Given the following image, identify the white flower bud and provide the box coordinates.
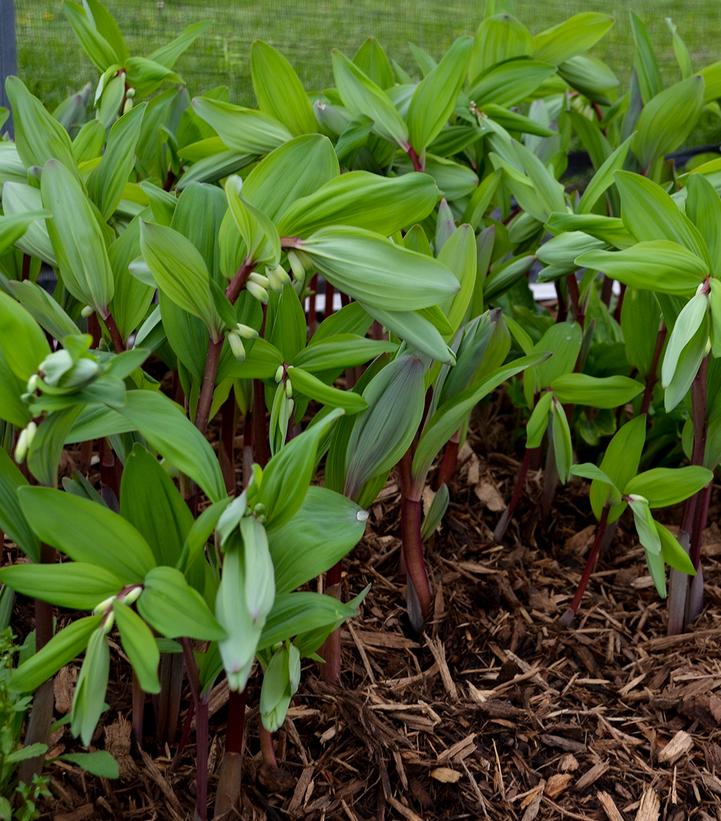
[234,323,258,340]
[267,264,290,291]
[120,586,142,606]
[285,379,293,399]
[81,305,95,318]
[249,272,270,288]
[14,422,37,464]
[93,595,117,615]
[122,97,134,114]
[274,365,284,383]
[228,330,246,361]
[102,611,115,634]
[287,251,306,283]
[25,374,39,393]
[246,281,269,304]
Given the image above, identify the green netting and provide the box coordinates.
[14,0,721,108]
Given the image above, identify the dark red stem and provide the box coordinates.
[566,274,585,328]
[640,324,667,416]
[101,311,125,353]
[225,689,246,755]
[560,505,610,625]
[494,447,535,542]
[434,434,459,490]
[406,144,424,172]
[181,638,208,821]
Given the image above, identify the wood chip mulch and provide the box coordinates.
[39,423,721,820]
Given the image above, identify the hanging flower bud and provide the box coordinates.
[286,250,306,283]
[246,281,269,304]
[234,323,258,340]
[81,305,95,318]
[267,264,290,291]
[120,586,143,606]
[102,610,115,634]
[285,379,293,399]
[14,422,37,464]
[93,595,116,615]
[249,272,270,288]
[227,329,246,361]
[274,365,284,383]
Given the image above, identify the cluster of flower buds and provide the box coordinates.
[227,322,259,361]
[92,585,143,634]
[273,364,293,398]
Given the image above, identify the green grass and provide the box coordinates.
[14,1,721,109]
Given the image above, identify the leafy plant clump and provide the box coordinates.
[0,0,720,816]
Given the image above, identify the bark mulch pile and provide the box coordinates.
[40,425,721,821]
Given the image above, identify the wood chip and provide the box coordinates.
[430,767,461,784]
[545,773,572,799]
[635,787,660,821]
[576,761,609,791]
[658,730,694,764]
[520,783,544,821]
[597,791,625,821]
[425,636,458,701]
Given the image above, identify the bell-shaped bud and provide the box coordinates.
[247,281,269,304]
[274,365,284,384]
[228,330,246,361]
[260,644,301,732]
[284,379,293,399]
[234,323,258,340]
[286,250,306,283]
[267,264,290,291]
[81,305,95,318]
[249,272,270,288]
[120,586,143,606]
[93,595,117,615]
[14,422,37,464]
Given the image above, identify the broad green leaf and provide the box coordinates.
[621,288,662,377]
[64,1,120,71]
[5,76,77,172]
[407,36,473,152]
[577,241,708,296]
[577,137,632,215]
[353,38,395,89]
[661,290,709,388]
[0,562,124,610]
[0,449,39,561]
[295,336,396,372]
[267,486,366,593]
[11,615,102,692]
[332,49,409,147]
[61,751,119,779]
[242,134,339,222]
[469,59,556,108]
[630,12,662,103]
[192,96,292,154]
[258,408,344,527]
[699,60,721,103]
[570,463,619,492]
[287,367,367,413]
[524,322,582,404]
[549,374,644,408]
[299,226,459,311]
[663,314,708,411]
[0,211,47,257]
[364,305,453,363]
[711,279,721,358]
[87,103,146,220]
[344,355,426,501]
[140,221,222,337]
[8,280,81,341]
[591,415,646,522]
[628,495,661,555]
[616,171,709,262]
[277,171,439,238]
[251,41,317,135]
[138,566,225,641]
[633,76,705,170]
[439,224,477,333]
[0,290,50,380]
[525,391,552,448]
[150,20,208,69]
[532,13,614,65]
[550,397,573,483]
[115,391,226,503]
[120,444,193,567]
[0,182,56,263]
[71,627,109,745]
[685,174,721,274]
[28,406,83,488]
[225,177,280,268]
[656,521,696,575]
[625,466,712,508]
[18,487,156,582]
[41,159,114,312]
[113,600,161,693]
[469,14,532,80]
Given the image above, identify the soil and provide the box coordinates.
[21,409,721,821]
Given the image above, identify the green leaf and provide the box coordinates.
[88,103,146,220]
[616,171,709,262]
[299,227,459,311]
[64,2,120,71]
[407,36,473,152]
[120,444,193,567]
[192,96,292,155]
[662,291,709,388]
[354,38,394,88]
[71,627,109,745]
[114,391,226,503]
[686,174,721,275]
[628,494,661,556]
[656,521,696,575]
[60,751,119,779]
[150,20,208,69]
[28,406,83,488]
[663,313,708,412]
[0,290,51,380]
[630,12,662,103]
[710,279,721,358]
[8,279,81,341]
[621,288,662,378]
[633,75,705,170]
[577,137,632,215]
[138,566,225,641]
[5,76,77,172]
[0,562,125,610]
[295,335,396,372]
[331,49,409,146]
[258,408,344,527]
[570,463,619,492]
[550,397,573,484]
[277,171,439,238]
[549,374,644,408]
[267,486,366,593]
[577,241,708,296]
[41,159,114,313]
[364,305,453,363]
[525,391,552,448]
[11,616,102,692]
[251,41,316,135]
[286,367,366,413]
[113,600,160,693]
[18,487,156,583]
[469,59,555,108]
[469,14,532,80]
[532,12,614,65]
[625,466,712,508]
[140,221,222,337]
[243,134,339,223]
[591,416,646,522]
[0,449,39,561]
